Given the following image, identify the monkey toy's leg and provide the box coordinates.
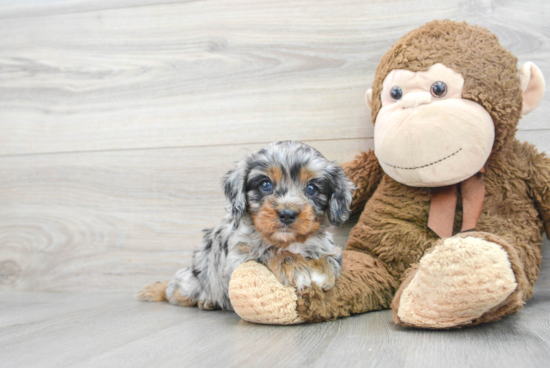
[391,232,531,328]
[228,250,398,324]
[228,232,532,326]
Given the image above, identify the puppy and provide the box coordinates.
[138,141,353,311]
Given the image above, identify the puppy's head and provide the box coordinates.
[223,141,353,246]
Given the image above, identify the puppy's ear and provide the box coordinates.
[222,160,248,222]
[327,164,354,227]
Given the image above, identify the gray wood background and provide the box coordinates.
[1,0,549,293]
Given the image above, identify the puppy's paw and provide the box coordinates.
[310,271,336,291]
[198,300,218,310]
[267,253,341,292]
[267,253,311,291]
[308,255,341,291]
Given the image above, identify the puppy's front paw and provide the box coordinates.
[310,271,335,291]
[267,253,341,292]
[267,253,312,291]
[309,254,341,291]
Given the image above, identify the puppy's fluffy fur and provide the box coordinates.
[138,141,353,311]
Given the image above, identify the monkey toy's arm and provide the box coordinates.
[340,150,384,214]
[527,147,550,237]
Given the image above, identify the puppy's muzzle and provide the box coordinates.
[278,209,299,225]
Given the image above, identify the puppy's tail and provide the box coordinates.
[136,281,169,302]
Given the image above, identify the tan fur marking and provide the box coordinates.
[291,204,321,243]
[300,168,316,185]
[266,166,284,183]
[250,200,282,244]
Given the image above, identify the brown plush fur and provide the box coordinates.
[296,250,398,322]
[292,20,550,326]
[340,151,384,214]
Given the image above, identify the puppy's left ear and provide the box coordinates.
[222,159,248,222]
[327,164,354,227]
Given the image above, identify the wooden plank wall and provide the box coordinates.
[1,0,549,292]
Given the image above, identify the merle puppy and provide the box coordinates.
[138,141,353,311]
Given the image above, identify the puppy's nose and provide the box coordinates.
[278,210,298,225]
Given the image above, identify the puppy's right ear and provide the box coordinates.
[222,160,248,222]
[327,163,354,227]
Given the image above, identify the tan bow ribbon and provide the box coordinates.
[428,168,486,239]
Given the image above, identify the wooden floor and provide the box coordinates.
[1,243,549,368]
[1,0,550,367]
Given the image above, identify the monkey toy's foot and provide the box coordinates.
[392,232,527,329]
[229,261,303,325]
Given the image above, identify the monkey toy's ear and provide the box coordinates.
[519,62,545,115]
[222,160,248,222]
[365,89,373,115]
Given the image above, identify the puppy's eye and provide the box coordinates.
[260,181,272,193]
[431,81,447,97]
[390,86,403,100]
[306,184,318,196]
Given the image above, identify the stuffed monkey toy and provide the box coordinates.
[228,20,549,328]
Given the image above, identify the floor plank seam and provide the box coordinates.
[0,136,374,159]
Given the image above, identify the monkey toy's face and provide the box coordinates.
[372,63,494,187]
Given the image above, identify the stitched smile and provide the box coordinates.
[383,148,462,170]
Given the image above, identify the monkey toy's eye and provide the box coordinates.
[431,81,447,97]
[390,86,403,100]
[306,184,318,196]
[260,181,273,192]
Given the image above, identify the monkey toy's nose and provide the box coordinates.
[278,210,298,225]
[400,92,432,109]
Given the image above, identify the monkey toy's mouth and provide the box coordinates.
[382,148,463,170]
